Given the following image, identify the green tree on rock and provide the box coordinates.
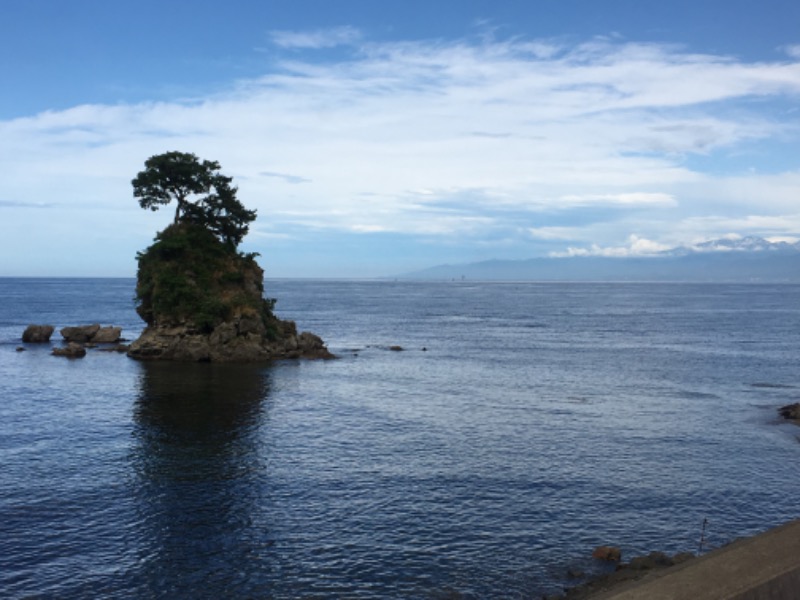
[132,151,256,248]
[132,152,275,334]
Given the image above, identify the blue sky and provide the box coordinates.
[1,0,799,277]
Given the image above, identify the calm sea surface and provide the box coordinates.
[1,278,799,599]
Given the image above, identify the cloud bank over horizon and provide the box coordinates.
[1,28,799,276]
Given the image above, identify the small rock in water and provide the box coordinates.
[591,546,621,562]
[778,403,800,421]
[22,324,54,343]
[16,346,25,352]
[60,324,100,343]
[566,567,585,579]
[92,326,122,344]
[98,344,130,353]
[554,549,696,599]
[628,551,672,570]
[52,343,87,359]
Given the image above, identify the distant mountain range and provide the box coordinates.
[400,237,800,282]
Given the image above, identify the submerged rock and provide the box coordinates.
[591,546,621,562]
[98,343,130,353]
[22,324,54,343]
[779,403,800,422]
[628,551,674,570]
[555,549,696,599]
[52,343,87,358]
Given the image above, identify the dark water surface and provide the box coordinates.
[1,279,799,598]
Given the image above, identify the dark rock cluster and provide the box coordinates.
[21,323,126,359]
[778,403,800,422]
[546,549,695,600]
[61,324,122,344]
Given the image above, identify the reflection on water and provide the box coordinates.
[130,362,274,597]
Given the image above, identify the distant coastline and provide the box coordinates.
[399,237,800,282]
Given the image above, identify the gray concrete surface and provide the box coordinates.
[592,519,800,600]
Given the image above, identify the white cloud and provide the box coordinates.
[1,33,800,274]
[551,235,673,257]
[528,226,584,240]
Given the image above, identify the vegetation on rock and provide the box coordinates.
[133,152,276,336]
[135,222,277,335]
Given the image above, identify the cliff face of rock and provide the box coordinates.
[128,316,332,362]
[127,223,333,362]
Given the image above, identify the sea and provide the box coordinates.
[1,278,799,599]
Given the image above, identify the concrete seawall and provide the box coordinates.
[593,519,800,600]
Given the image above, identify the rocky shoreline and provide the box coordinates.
[545,547,696,599]
[19,319,333,362]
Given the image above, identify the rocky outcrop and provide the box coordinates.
[22,324,55,343]
[60,324,122,344]
[60,324,100,343]
[52,343,87,358]
[128,223,333,363]
[127,316,333,362]
[779,403,800,422]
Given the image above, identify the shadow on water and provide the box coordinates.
[129,362,274,598]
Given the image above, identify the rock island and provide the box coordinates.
[125,151,333,362]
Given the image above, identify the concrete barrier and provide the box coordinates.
[593,519,800,599]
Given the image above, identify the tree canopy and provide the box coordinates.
[132,151,256,248]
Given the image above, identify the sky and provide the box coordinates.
[1,0,799,277]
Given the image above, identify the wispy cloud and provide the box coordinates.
[782,44,800,59]
[269,26,362,50]
[259,171,312,184]
[1,32,799,271]
[0,199,54,209]
[529,226,587,241]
